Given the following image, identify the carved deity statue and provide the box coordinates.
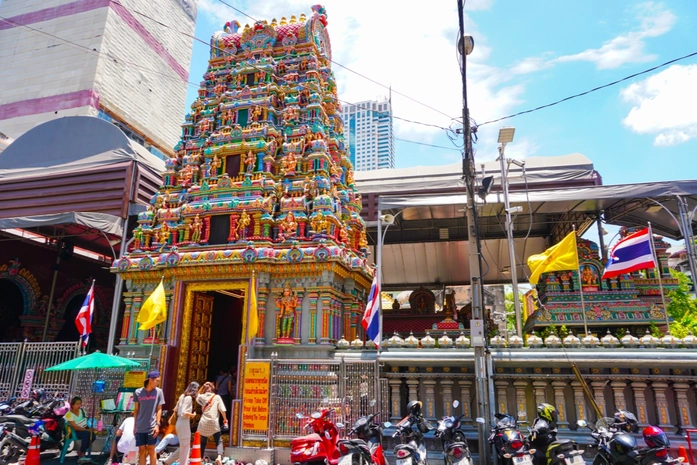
[358,229,368,249]
[158,223,170,247]
[236,211,251,240]
[581,265,598,285]
[190,214,202,243]
[275,283,298,340]
[311,211,330,235]
[133,225,144,250]
[281,152,297,175]
[278,212,298,241]
[210,155,221,178]
[244,150,255,173]
[251,105,262,123]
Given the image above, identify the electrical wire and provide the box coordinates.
[394,137,460,151]
[477,50,697,126]
[338,99,450,131]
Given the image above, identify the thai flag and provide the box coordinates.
[75,281,95,348]
[361,274,381,347]
[602,228,657,279]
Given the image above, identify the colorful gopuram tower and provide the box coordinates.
[113,5,373,392]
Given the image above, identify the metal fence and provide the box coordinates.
[0,342,79,401]
[255,358,379,444]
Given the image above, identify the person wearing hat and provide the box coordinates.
[133,371,165,465]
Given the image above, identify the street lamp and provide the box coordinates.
[497,127,524,338]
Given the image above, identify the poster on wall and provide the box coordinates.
[241,361,270,431]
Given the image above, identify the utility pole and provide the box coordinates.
[457,1,492,463]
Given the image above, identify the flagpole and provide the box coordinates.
[573,229,590,336]
[648,223,670,330]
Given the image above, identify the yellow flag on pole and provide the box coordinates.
[247,276,259,342]
[527,231,579,285]
[137,279,168,331]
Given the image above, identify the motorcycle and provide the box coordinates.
[291,408,343,465]
[633,426,683,465]
[0,423,24,465]
[579,410,639,465]
[489,413,534,465]
[435,401,471,465]
[392,400,433,465]
[0,396,68,461]
[528,409,584,465]
[337,409,387,465]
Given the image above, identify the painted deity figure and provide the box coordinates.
[282,152,297,176]
[236,211,251,240]
[275,283,298,340]
[311,211,330,235]
[133,225,144,250]
[358,229,368,249]
[210,155,221,178]
[251,105,262,123]
[158,223,170,249]
[244,150,255,173]
[582,265,598,285]
[278,212,298,241]
[190,214,202,243]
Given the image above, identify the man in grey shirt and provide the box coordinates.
[133,371,165,465]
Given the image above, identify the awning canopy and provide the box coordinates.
[372,180,697,288]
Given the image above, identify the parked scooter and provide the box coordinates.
[337,405,387,465]
[435,401,472,465]
[489,413,534,465]
[633,426,683,465]
[291,407,343,465]
[579,410,639,465]
[392,400,433,465]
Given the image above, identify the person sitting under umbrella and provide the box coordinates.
[64,397,97,460]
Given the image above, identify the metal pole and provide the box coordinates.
[42,254,62,341]
[107,216,129,354]
[677,197,697,298]
[499,147,522,337]
[377,208,383,349]
[457,1,491,463]
[597,216,607,264]
[648,223,670,329]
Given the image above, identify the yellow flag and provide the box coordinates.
[137,280,168,331]
[247,276,259,341]
[527,231,579,285]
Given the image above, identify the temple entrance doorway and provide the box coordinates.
[185,289,243,387]
[0,279,23,341]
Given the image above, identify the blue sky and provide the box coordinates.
[186,0,697,188]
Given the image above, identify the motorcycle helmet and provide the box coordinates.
[536,403,559,426]
[643,426,669,449]
[407,400,423,417]
[614,410,638,432]
[31,389,46,402]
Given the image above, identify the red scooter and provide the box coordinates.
[291,408,343,465]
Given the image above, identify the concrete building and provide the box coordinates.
[0,0,198,158]
[342,98,395,171]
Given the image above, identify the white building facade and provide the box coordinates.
[341,99,395,171]
[0,0,198,158]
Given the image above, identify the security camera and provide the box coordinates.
[508,159,525,168]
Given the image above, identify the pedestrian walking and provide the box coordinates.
[214,368,234,420]
[196,382,227,457]
[133,371,165,465]
[162,381,199,465]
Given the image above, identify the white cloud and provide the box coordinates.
[555,2,675,69]
[620,64,697,146]
[196,0,526,157]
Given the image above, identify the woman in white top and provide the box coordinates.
[196,382,227,456]
[163,382,199,465]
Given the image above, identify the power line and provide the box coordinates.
[338,99,450,131]
[394,137,460,151]
[477,50,697,126]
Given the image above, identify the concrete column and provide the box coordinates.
[631,382,650,426]
[307,291,319,344]
[442,379,454,417]
[591,381,608,418]
[458,379,473,424]
[611,381,627,411]
[533,380,548,406]
[423,378,437,420]
[495,380,509,416]
[552,381,569,429]
[119,294,133,344]
[674,383,694,429]
[255,288,269,345]
[571,381,588,423]
[389,379,403,420]
[513,380,529,422]
[651,382,673,429]
[407,379,420,403]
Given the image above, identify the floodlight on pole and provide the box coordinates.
[498,127,516,145]
[497,126,524,338]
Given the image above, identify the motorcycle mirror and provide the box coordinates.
[475,417,486,424]
[452,400,460,408]
[369,399,377,406]
[577,420,587,428]
[384,422,392,428]
[296,413,304,419]
[336,423,345,429]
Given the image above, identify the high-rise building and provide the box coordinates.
[0,0,198,158]
[342,99,395,170]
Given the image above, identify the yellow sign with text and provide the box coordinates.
[123,370,146,389]
[241,361,270,431]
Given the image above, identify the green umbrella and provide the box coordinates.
[45,351,140,372]
[46,351,141,462]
